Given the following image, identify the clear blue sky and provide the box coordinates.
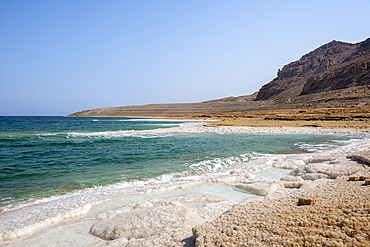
[1,0,369,116]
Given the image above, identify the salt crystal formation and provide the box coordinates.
[90,195,235,246]
[291,160,363,179]
[348,151,370,164]
[193,176,370,246]
[233,181,283,196]
[89,141,370,246]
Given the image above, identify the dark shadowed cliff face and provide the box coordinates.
[256,38,370,100]
[300,39,370,95]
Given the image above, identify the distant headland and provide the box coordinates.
[68,38,370,129]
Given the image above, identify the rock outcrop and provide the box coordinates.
[256,38,370,101]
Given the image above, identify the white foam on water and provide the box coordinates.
[67,131,174,139]
[294,139,354,152]
[189,153,259,173]
[1,126,369,243]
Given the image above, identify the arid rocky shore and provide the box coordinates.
[203,105,370,129]
[69,104,370,129]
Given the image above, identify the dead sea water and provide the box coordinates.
[0,116,356,242]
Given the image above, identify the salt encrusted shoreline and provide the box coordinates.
[182,125,370,136]
[190,126,370,247]
[85,126,370,246]
[193,176,370,246]
[1,126,370,247]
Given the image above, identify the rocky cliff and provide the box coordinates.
[256,38,370,101]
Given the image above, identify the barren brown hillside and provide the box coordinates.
[69,39,370,128]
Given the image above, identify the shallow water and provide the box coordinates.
[0,117,350,208]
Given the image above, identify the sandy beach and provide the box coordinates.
[1,123,369,247]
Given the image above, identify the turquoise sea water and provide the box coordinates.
[0,116,350,209]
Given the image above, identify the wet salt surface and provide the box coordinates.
[1,126,370,246]
[0,183,255,247]
[254,167,291,181]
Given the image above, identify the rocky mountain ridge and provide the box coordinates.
[256,38,370,100]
